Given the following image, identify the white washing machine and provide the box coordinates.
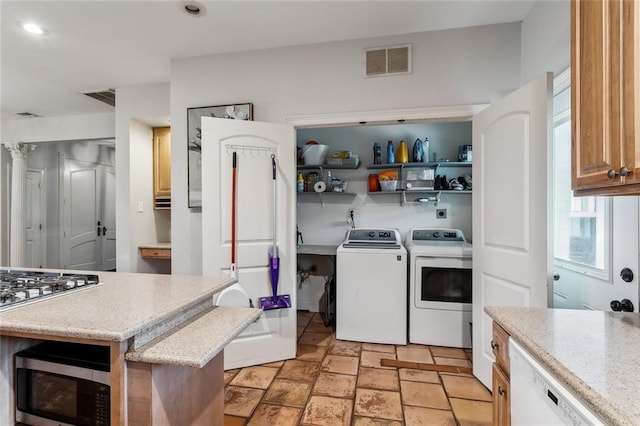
[405,228,472,348]
[336,228,407,345]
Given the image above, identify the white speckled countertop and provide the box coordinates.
[0,271,235,342]
[486,306,640,426]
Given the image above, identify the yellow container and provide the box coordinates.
[396,140,409,163]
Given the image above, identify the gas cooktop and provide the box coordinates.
[0,270,100,311]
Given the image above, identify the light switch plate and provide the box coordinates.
[138,201,144,213]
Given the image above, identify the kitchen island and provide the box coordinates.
[0,270,262,425]
[486,306,640,426]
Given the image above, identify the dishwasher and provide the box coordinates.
[509,339,604,425]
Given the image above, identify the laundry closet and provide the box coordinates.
[295,120,473,331]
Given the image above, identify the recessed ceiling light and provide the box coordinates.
[179,0,207,17]
[17,21,48,36]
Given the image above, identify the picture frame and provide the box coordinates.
[187,103,253,208]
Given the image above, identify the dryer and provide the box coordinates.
[336,228,407,345]
[405,228,472,348]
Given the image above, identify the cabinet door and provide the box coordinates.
[620,0,640,187]
[492,363,510,426]
[153,127,171,208]
[572,0,622,191]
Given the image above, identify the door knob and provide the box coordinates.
[102,226,107,235]
[620,268,634,283]
[621,299,634,312]
[553,273,560,281]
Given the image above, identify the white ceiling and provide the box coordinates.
[1,0,535,120]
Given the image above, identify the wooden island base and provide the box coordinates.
[127,352,224,426]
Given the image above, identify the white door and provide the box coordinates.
[101,166,116,270]
[61,158,99,270]
[25,169,44,268]
[61,158,115,271]
[472,73,553,388]
[201,117,296,369]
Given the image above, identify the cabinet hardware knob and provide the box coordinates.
[553,272,560,281]
[620,166,631,177]
[607,169,618,179]
[490,340,498,350]
[498,386,506,396]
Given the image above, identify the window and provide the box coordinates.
[552,70,610,277]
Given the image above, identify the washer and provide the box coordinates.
[336,228,407,345]
[405,228,472,348]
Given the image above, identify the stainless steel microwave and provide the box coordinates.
[15,341,110,426]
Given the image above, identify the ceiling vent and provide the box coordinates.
[364,44,411,77]
[81,89,116,107]
[16,111,40,118]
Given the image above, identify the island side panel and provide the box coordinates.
[111,340,128,425]
[127,352,224,425]
[0,336,36,425]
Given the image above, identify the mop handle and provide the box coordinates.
[271,154,277,251]
[231,152,237,267]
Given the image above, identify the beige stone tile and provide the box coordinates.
[360,350,396,369]
[247,404,302,426]
[311,312,325,323]
[396,346,434,364]
[305,321,334,333]
[354,388,403,421]
[449,398,492,426]
[262,379,312,407]
[312,372,357,398]
[224,371,238,385]
[430,346,468,359]
[434,356,472,368]
[297,343,327,362]
[224,415,246,426]
[300,395,352,426]
[321,354,359,375]
[398,368,440,384]
[357,367,400,391]
[363,342,396,353]
[297,325,306,338]
[329,339,362,356]
[400,380,450,410]
[441,373,492,402]
[278,360,320,382]
[403,406,456,426]
[261,360,284,368]
[297,310,315,326]
[224,386,264,417]
[230,366,278,389]
[352,417,403,425]
[464,349,473,360]
[299,331,333,346]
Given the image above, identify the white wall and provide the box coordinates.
[171,22,522,275]
[114,83,170,273]
[520,0,570,83]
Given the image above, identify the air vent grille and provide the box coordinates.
[365,44,411,77]
[82,89,116,107]
[16,112,40,118]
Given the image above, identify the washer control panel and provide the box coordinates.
[346,229,399,243]
[411,229,466,242]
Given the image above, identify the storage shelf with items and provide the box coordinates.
[296,163,360,204]
[365,161,472,204]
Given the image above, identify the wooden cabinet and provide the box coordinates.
[491,322,511,425]
[153,127,171,209]
[572,0,640,195]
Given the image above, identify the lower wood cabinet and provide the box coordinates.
[492,322,511,425]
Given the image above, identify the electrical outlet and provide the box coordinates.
[436,208,447,219]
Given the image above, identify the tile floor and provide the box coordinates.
[223,311,493,425]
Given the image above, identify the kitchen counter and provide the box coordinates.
[0,271,235,341]
[486,306,640,426]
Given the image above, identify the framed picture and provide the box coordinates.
[187,103,253,208]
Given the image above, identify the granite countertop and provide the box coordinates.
[486,306,640,426]
[0,270,236,342]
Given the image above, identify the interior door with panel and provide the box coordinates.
[101,165,116,271]
[201,117,296,369]
[472,72,553,389]
[25,169,44,268]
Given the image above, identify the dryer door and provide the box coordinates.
[414,256,472,311]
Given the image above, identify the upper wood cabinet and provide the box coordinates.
[153,127,171,209]
[572,0,639,195]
